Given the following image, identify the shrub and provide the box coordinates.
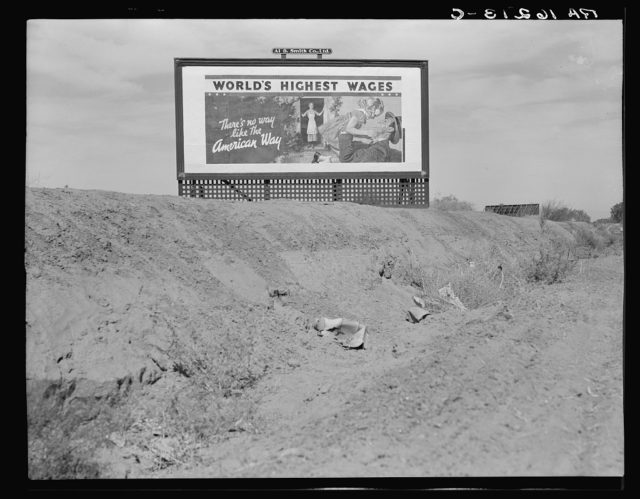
[122,326,264,470]
[391,246,525,310]
[168,327,260,398]
[571,224,605,253]
[521,238,577,284]
[610,202,623,223]
[127,382,259,471]
[28,384,133,479]
[431,195,474,211]
[28,321,265,477]
[541,200,590,222]
[29,435,102,479]
[591,223,623,256]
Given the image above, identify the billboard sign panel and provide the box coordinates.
[175,59,429,178]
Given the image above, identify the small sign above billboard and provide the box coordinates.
[273,48,333,55]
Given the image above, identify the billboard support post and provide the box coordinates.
[175,57,429,206]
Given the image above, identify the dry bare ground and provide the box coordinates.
[25,188,624,479]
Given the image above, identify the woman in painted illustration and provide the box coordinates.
[301,102,324,145]
[314,98,401,163]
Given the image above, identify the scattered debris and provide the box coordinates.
[438,283,467,311]
[312,317,368,349]
[406,295,431,323]
[407,307,430,323]
[413,296,427,308]
[378,257,396,279]
[344,325,367,349]
[267,287,289,298]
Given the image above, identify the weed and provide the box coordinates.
[521,238,577,284]
[28,435,102,479]
[593,224,623,255]
[431,195,474,211]
[380,235,582,311]
[389,245,526,310]
[541,200,590,222]
[127,382,258,471]
[27,383,133,479]
[538,210,548,233]
[571,224,605,253]
[610,201,623,223]
[168,326,261,397]
[28,319,265,477]
[120,323,264,470]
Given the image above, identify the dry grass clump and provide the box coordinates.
[28,384,133,479]
[539,202,622,258]
[573,226,605,254]
[379,233,585,312]
[562,222,607,255]
[593,224,618,244]
[28,415,104,479]
[28,322,265,477]
[126,384,258,471]
[431,194,474,211]
[520,237,577,285]
[594,223,623,251]
[29,429,103,479]
[124,326,264,470]
[169,326,260,397]
[388,245,525,310]
[541,200,590,222]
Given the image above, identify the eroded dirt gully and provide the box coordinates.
[25,188,623,477]
[158,255,623,478]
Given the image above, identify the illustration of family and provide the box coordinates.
[307,97,402,163]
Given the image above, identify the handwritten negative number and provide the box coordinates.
[451,8,597,20]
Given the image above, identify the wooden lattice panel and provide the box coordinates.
[484,204,540,216]
[179,177,428,206]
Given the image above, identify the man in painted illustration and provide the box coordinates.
[313,100,402,163]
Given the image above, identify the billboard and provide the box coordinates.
[175,59,429,178]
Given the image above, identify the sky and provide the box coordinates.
[26,18,623,220]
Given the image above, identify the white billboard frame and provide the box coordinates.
[175,58,429,179]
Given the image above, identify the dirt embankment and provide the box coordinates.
[25,188,623,478]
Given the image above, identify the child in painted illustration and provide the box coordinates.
[301,102,324,145]
[314,98,402,163]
